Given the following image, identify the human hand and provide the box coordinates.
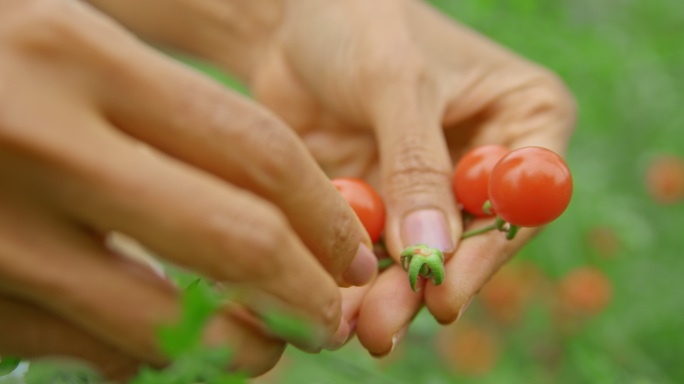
[247,0,576,355]
[0,0,377,379]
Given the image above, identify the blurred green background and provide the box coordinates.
[239,0,683,383]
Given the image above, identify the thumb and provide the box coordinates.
[371,86,462,263]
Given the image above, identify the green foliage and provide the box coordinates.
[0,359,21,377]
[157,278,219,359]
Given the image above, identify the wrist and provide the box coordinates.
[85,0,283,83]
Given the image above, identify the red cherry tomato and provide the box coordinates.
[488,146,572,227]
[332,177,385,243]
[452,145,509,216]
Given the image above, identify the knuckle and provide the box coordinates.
[356,44,428,87]
[1,0,80,50]
[323,202,360,275]
[238,112,302,189]
[200,201,290,282]
[534,70,578,121]
[496,70,578,148]
[318,289,341,330]
[383,133,451,202]
[181,90,303,195]
[308,286,342,344]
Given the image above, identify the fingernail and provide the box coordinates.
[325,320,350,351]
[456,296,475,321]
[401,209,454,252]
[390,326,409,353]
[343,243,378,286]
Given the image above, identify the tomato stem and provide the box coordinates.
[461,223,498,238]
[506,224,520,240]
[461,216,519,240]
[400,244,445,292]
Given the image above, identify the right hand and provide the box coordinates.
[0,0,376,379]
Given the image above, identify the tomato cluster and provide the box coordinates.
[331,145,572,291]
[453,145,573,236]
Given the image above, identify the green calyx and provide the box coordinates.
[400,244,445,292]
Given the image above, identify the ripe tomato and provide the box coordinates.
[332,177,385,243]
[488,147,572,227]
[452,145,509,216]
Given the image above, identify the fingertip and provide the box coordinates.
[356,266,422,356]
[425,283,463,325]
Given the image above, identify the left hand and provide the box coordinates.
[248,0,576,355]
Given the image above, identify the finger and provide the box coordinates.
[87,27,376,287]
[356,266,423,356]
[0,206,285,376]
[0,294,140,382]
[27,110,345,351]
[324,285,372,351]
[369,74,462,260]
[424,218,537,324]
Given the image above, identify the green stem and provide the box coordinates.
[461,223,498,238]
[506,224,520,240]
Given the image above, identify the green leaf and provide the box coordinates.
[129,347,244,384]
[0,357,21,377]
[157,279,219,358]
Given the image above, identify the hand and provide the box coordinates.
[248,0,576,354]
[0,0,378,378]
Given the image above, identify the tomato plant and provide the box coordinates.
[488,146,573,227]
[452,144,509,216]
[332,177,385,243]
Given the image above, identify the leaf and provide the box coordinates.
[157,278,219,358]
[0,357,21,377]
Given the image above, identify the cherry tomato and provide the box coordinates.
[332,177,385,243]
[488,146,572,227]
[452,145,509,216]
